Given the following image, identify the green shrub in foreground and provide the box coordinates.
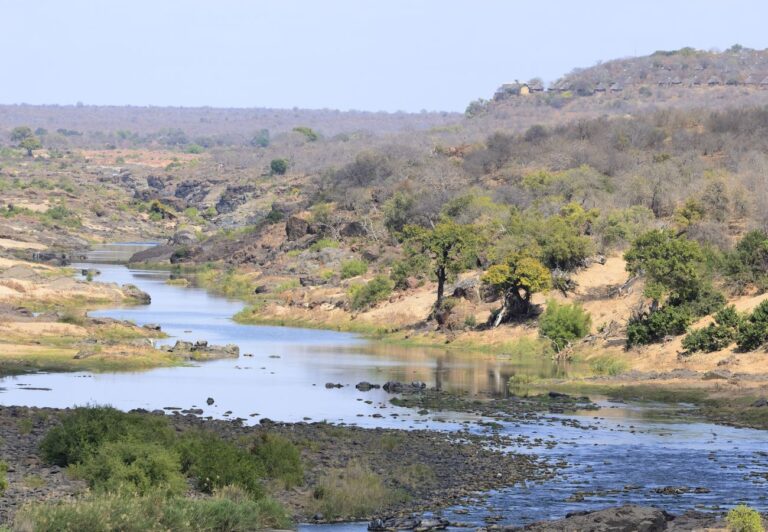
[726,504,764,532]
[175,431,265,497]
[626,305,692,347]
[538,300,592,351]
[348,275,393,311]
[0,460,8,494]
[40,407,174,466]
[250,433,303,488]
[682,305,743,354]
[13,490,291,532]
[75,441,186,497]
[340,258,368,279]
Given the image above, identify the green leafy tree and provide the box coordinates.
[624,230,705,309]
[10,126,33,142]
[10,126,41,155]
[482,256,551,327]
[403,221,481,312]
[270,158,288,175]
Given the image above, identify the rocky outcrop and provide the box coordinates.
[128,244,175,264]
[174,180,209,203]
[504,506,728,531]
[286,216,313,241]
[215,185,255,215]
[383,381,426,393]
[452,277,481,303]
[121,284,151,304]
[167,340,239,360]
[146,175,165,189]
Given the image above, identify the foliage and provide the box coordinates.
[736,300,768,352]
[309,238,339,252]
[270,158,288,175]
[75,441,186,496]
[311,461,406,520]
[538,300,592,351]
[726,504,764,532]
[724,230,768,294]
[340,258,368,279]
[348,275,393,311]
[13,491,291,532]
[0,460,7,494]
[482,256,551,325]
[626,305,693,347]
[682,306,743,353]
[250,128,270,148]
[249,433,303,488]
[625,230,705,306]
[589,356,628,376]
[390,252,430,289]
[402,220,481,308]
[175,430,265,497]
[39,407,174,467]
[292,126,319,142]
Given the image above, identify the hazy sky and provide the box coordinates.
[1,0,766,112]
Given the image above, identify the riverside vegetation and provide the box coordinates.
[2,45,768,528]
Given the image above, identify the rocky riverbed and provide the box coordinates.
[0,405,557,526]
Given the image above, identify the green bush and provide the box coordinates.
[250,433,303,488]
[175,431,265,497]
[270,158,288,175]
[726,504,764,532]
[682,305,743,354]
[348,275,393,311]
[309,238,339,252]
[76,441,186,496]
[736,300,768,351]
[0,460,7,494]
[40,407,173,466]
[538,300,592,351]
[626,305,693,347]
[14,491,291,532]
[340,259,368,279]
[390,253,430,289]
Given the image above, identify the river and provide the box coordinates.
[1,260,766,528]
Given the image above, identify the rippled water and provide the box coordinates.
[0,259,766,529]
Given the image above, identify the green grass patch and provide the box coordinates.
[13,490,291,531]
[311,461,407,520]
[588,355,629,376]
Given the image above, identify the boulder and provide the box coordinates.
[702,369,731,380]
[383,381,426,393]
[355,381,381,391]
[146,175,165,189]
[509,505,671,531]
[286,216,312,241]
[122,284,151,304]
[452,277,481,303]
[170,230,197,246]
[340,221,367,237]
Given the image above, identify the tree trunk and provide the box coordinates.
[492,288,531,328]
[435,266,446,309]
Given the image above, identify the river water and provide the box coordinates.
[1,261,766,528]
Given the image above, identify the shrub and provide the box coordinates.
[40,407,174,467]
[589,356,628,376]
[390,253,430,289]
[626,305,692,347]
[250,433,303,488]
[736,300,768,351]
[0,460,7,494]
[538,300,592,351]
[340,259,368,279]
[309,238,339,252]
[348,275,393,311]
[726,504,764,532]
[76,441,186,496]
[270,158,288,175]
[311,461,405,520]
[175,431,265,498]
[14,491,291,532]
[682,305,743,354]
